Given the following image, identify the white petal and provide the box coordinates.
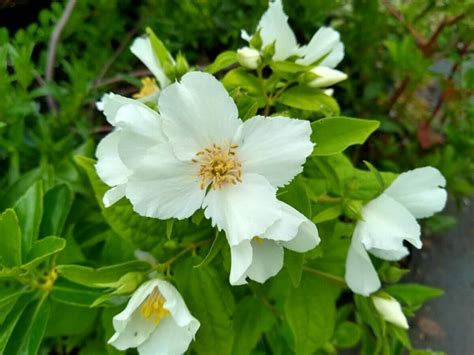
[307,66,348,88]
[130,36,171,88]
[345,224,381,296]
[384,167,447,219]
[95,130,131,187]
[361,193,422,250]
[246,239,284,283]
[125,143,205,220]
[137,317,199,355]
[236,116,313,188]
[103,185,126,207]
[257,0,299,61]
[372,296,409,329]
[229,241,253,285]
[203,173,281,246]
[368,243,409,261]
[156,280,200,328]
[296,27,344,67]
[99,93,147,126]
[159,72,241,160]
[263,202,320,252]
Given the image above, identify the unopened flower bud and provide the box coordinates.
[237,47,261,69]
[372,295,409,329]
[307,66,347,88]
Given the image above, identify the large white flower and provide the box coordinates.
[230,201,320,285]
[345,167,447,296]
[109,279,200,355]
[241,0,344,68]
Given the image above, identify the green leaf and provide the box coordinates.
[145,27,173,69]
[385,284,444,308]
[363,161,385,193]
[0,294,31,353]
[24,236,66,268]
[0,167,43,210]
[332,321,362,348]
[51,280,105,307]
[354,295,384,338]
[278,86,340,116]
[223,68,266,107]
[194,232,225,268]
[379,263,409,284]
[285,274,337,354]
[39,184,73,238]
[232,296,276,355]
[311,117,380,156]
[74,155,168,251]
[270,61,311,74]
[0,209,22,267]
[45,301,98,336]
[205,51,238,74]
[284,250,304,288]
[4,296,50,355]
[13,180,43,257]
[312,204,342,224]
[57,261,151,288]
[175,258,235,355]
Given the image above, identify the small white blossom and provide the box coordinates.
[307,66,348,88]
[237,46,261,69]
[372,295,409,329]
[109,279,200,355]
[345,167,447,296]
[241,0,344,68]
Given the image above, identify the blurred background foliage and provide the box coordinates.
[0,0,472,353]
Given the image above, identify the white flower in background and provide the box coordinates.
[345,167,447,296]
[131,34,174,89]
[307,66,348,88]
[109,279,200,355]
[241,0,344,73]
[237,46,261,69]
[230,202,319,285]
[372,295,409,329]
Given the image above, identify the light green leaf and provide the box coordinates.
[311,117,380,156]
[0,167,44,210]
[24,236,66,268]
[205,51,238,74]
[51,281,105,307]
[385,284,444,308]
[56,261,151,288]
[175,258,235,355]
[284,250,304,288]
[278,86,340,116]
[223,68,265,107]
[270,61,311,74]
[285,274,337,354]
[332,321,362,348]
[13,180,43,257]
[39,184,73,238]
[312,204,342,224]
[232,296,276,355]
[0,209,22,267]
[145,27,173,69]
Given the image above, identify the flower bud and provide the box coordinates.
[307,66,347,88]
[372,295,409,329]
[237,47,261,69]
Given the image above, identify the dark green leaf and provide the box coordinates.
[51,280,105,307]
[39,184,73,238]
[45,301,98,336]
[0,209,22,267]
[0,294,32,353]
[284,250,304,288]
[332,321,362,348]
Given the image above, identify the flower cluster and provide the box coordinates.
[94,1,448,354]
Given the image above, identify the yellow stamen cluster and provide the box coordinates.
[193,144,242,190]
[133,77,159,99]
[253,236,265,245]
[140,287,170,326]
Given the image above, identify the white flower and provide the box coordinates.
[237,46,261,69]
[230,202,320,285]
[372,295,409,329]
[96,71,314,251]
[307,66,348,88]
[109,279,200,355]
[241,0,344,67]
[345,167,447,296]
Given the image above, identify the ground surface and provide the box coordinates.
[409,199,474,353]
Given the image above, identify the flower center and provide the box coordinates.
[253,236,265,245]
[193,144,242,190]
[140,287,170,326]
[133,77,159,99]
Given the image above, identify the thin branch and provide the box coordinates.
[93,69,151,88]
[303,267,346,286]
[45,0,77,114]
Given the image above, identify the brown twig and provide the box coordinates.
[422,13,467,56]
[93,69,152,88]
[45,0,77,114]
[382,0,425,48]
[388,77,410,111]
